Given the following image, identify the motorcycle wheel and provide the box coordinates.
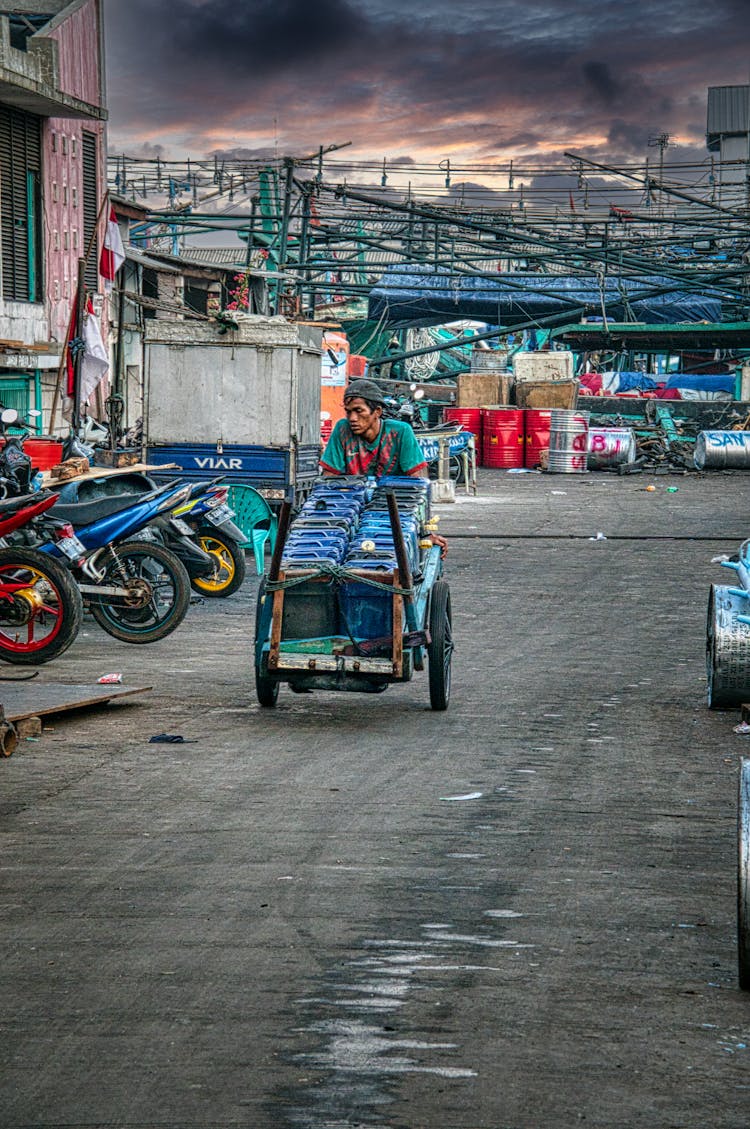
[191,527,247,598]
[87,540,191,644]
[0,547,82,664]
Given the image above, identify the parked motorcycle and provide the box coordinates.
[24,481,195,645]
[171,482,247,597]
[383,385,428,430]
[0,407,44,497]
[55,470,248,598]
[0,491,83,663]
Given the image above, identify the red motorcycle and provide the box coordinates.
[0,491,84,663]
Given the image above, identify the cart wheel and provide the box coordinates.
[739,757,750,990]
[428,578,453,711]
[256,661,279,708]
[254,581,279,708]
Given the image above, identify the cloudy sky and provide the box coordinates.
[105,0,750,173]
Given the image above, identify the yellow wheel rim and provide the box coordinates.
[193,535,235,593]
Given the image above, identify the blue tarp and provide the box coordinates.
[664,373,735,394]
[368,266,724,328]
[612,372,658,393]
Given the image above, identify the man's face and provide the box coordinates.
[344,397,381,440]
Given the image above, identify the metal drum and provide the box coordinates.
[739,757,750,990]
[695,431,750,470]
[547,409,590,473]
[706,584,750,707]
[444,407,482,436]
[587,427,637,470]
[444,408,482,467]
[481,407,524,469]
[524,408,551,469]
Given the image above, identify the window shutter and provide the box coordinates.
[0,105,41,301]
[81,130,98,291]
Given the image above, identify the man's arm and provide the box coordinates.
[320,419,347,475]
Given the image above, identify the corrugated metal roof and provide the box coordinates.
[125,246,181,273]
[180,247,246,268]
[707,85,750,139]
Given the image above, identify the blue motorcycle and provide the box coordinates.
[28,480,195,644]
[54,472,247,599]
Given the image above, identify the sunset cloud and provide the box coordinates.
[105,0,750,170]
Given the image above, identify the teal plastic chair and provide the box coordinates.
[227,485,278,575]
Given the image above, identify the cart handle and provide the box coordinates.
[386,490,419,633]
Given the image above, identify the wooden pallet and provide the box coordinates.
[0,681,152,722]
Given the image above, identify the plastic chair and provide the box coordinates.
[227,485,278,575]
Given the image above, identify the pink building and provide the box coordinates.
[0,0,106,430]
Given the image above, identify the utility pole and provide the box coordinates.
[275,158,295,315]
[72,257,87,434]
[647,133,670,231]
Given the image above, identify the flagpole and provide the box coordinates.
[71,257,87,434]
[48,191,111,434]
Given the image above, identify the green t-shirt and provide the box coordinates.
[320,418,428,477]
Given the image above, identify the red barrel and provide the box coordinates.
[525,409,552,469]
[443,407,481,434]
[444,407,483,465]
[481,407,524,469]
[18,438,63,471]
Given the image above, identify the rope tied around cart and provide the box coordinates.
[265,562,413,598]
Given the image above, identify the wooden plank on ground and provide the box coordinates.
[1,682,152,722]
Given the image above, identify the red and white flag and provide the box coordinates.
[65,298,109,410]
[99,205,125,290]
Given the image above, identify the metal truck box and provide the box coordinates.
[143,317,322,449]
[145,441,320,502]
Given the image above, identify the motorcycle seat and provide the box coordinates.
[0,490,51,514]
[49,493,147,525]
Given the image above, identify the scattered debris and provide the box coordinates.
[440,791,484,802]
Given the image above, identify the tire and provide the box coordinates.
[88,540,191,644]
[0,547,82,664]
[190,528,247,598]
[254,580,279,707]
[427,578,453,711]
[739,758,750,990]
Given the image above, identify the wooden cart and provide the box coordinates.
[253,493,452,710]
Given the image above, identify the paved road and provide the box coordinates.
[2,470,749,1128]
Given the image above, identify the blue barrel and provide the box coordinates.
[339,558,398,642]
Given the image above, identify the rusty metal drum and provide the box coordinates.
[739,757,750,990]
[707,584,750,708]
[587,427,637,470]
[695,431,750,470]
